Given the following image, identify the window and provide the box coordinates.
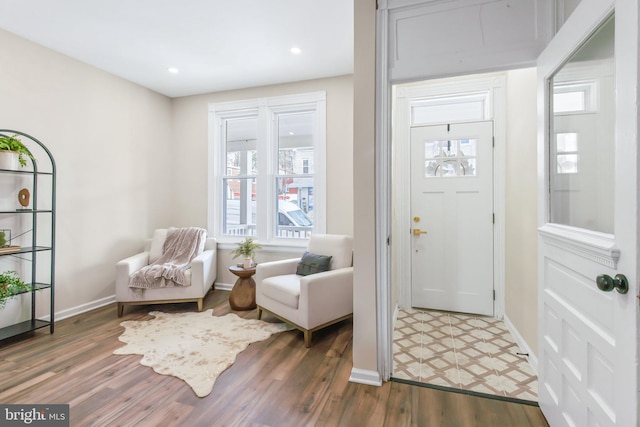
[555,132,579,174]
[209,92,326,244]
[423,138,477,177]
[552,81,596,114]
[411,92,489,126]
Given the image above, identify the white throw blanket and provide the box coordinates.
[129,227,206,289]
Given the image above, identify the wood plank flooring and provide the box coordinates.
[0,290,550,426]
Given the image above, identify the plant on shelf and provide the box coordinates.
[0,271,33,310]
[0,134,34,167]
[230,237,262,268]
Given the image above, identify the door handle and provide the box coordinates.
[412,228,428,236]
[596,274,629,294]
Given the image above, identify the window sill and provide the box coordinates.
[216,240,307,254]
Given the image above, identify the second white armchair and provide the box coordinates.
[255,234,353,347]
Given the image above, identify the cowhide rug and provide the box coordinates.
[114,309,292,397]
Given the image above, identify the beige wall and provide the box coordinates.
[0,29,173,322]
[352,0,378,375]
[170,75,354,286]
[505,68,539,355]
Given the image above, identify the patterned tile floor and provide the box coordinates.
[392,308,538,401]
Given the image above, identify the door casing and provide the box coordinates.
[392,76,506,319]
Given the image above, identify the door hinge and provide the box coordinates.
[492,213,495,224]
[492,136,495,148]
[493,290,496,300]
[387,235,391,246]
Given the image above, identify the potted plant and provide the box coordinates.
[0,271,33,310]
[0,134,34,170]
[231,237,262,268]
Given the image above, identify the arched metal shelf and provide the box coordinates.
[0,129,56,342]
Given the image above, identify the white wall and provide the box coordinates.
[0,29,173,321]
[170,75,354,286]
[505,68,539,355]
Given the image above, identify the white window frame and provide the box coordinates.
[208,92,326,248]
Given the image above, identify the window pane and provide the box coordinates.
[549,15,614,233]
[556,133,578,152]
[553,91,586,113]
[412,94,486,125]
[276,177,313,239]
[424,139,477,177]
[226,117,257,176]
[223,177,257,236]
[557,154,579,174]
[278,112,314,175]
[459,139,476,157]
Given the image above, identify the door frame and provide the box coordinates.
[393,78,506,319]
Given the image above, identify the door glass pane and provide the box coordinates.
[549,15,614,233]
[424,139,477,177]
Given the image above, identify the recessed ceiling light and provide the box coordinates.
[168,67,179,74]
[290,47,302,55]
[289,131,295,136]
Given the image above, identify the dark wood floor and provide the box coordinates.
[0,290,549,427]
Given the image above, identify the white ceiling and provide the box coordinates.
[0,0,354,98]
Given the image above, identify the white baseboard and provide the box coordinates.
[42,295,116,322]
[215,282,233,291]
[43,284,234,323]
[392,304,399,325]
[349,368,382,386]
[503,314,538,374]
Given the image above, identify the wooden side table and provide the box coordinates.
[228,265,257,311]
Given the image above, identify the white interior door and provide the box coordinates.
[537,2,638,426]
[410,121,494,316]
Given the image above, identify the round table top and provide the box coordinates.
[229,265,257,278]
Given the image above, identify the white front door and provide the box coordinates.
[537,2,638,426]
[410,121,494,315]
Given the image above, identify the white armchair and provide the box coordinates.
[116,228,217,316]
[255,234,353,347]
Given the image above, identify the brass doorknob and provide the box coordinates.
[596,274,629,294]
[412,228,428,236]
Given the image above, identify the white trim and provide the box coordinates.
[538,223,619,268]
[503,313,539,374]
[216,242,306,254]
[392,74,507,319]
[375,2,393,384]
[41,295,116,322]
[208,92,326,245]
[349,368,383,386]
[215,282,234,292]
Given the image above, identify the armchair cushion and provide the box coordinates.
[261,274,301,309]
[296,252,332,276]
[149,229,168,264]
[307,234,353,270]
